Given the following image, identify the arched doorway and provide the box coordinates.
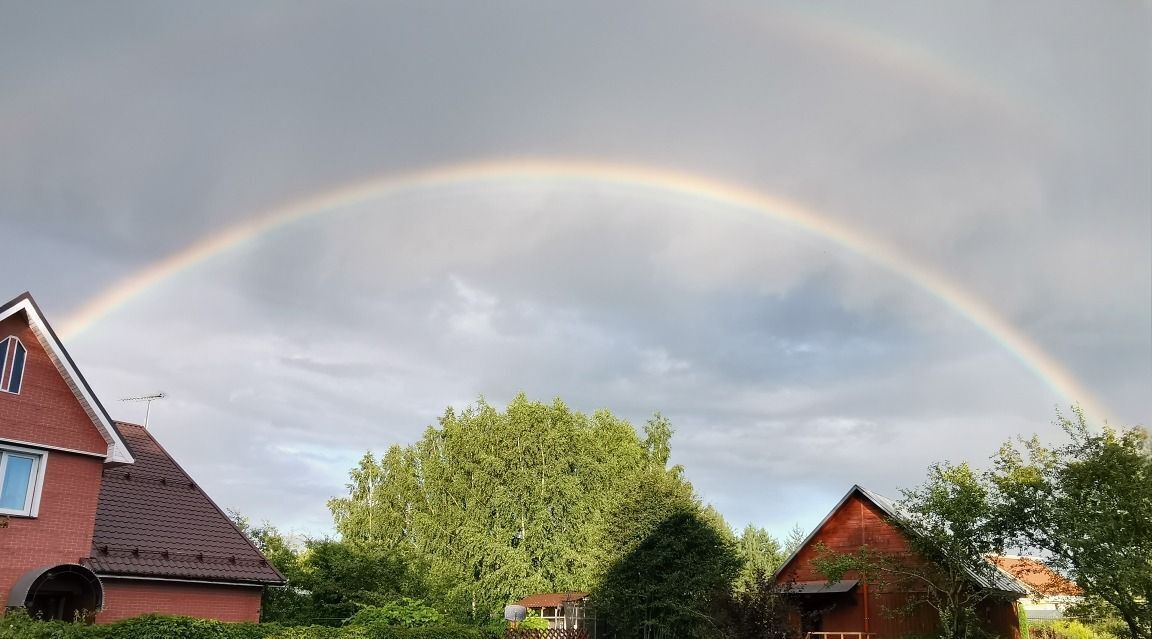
[7,564,104,622]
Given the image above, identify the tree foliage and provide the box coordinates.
[990,408,1152,639]
[345,599,445,628]
[593,469,741,639]
[782,523,807,558]
[733,525,784,595]
[327,395,688,621]
[714,569,795,639]
[231,512,425,625]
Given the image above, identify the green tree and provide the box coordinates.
[733,525,784,594]
[594,469,741,639]
[296,539,422,623]
[715,568,797,639]
[328,394,671,621]
[782,523,807,557]
[990,408,1152,639]
[812,464,1016,639]
[228,511,314,623]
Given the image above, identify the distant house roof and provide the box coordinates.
[991,556,1082,597]
[518,592,590,608]
[84,422,284,585]
[773,485,1027,595]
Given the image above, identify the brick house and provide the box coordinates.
[773,485,1025,638]
[0,292,283,623]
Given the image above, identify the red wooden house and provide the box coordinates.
[773,485,1025,638]
[0,292,283,623]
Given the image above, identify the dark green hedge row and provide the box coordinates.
[0,613,502,639]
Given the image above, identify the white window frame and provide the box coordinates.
[0,335,27,395]
[0,443,48,517]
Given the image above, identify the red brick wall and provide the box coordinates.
[98,579,263,623]
[0,314,109,454]
[0,451,104,606]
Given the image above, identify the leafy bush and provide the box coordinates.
[346,599,445,628]
[517,611,549,631]
[267,624,499,639]
[1031,619,1117,639]
[0,612,276,639]
[0,611,499,639]
[103,615,274,639]
[0,608,93,639]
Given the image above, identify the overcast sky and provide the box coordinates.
[2,1,1148,540]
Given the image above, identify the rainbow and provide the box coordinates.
[58,158,1109,423]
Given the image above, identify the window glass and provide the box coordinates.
[0,454,36,511]
[1,336,27,394]
[8,341,25,392]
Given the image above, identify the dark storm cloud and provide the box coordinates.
[2,0,1147,535]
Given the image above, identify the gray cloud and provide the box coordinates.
[3,0,1147,538]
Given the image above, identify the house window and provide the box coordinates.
[0,445,46,516]
[1,336,27,394]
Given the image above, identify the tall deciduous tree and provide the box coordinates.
[328,395,677,621]
[990,408,1152,639]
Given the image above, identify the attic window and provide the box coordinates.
[0,336,27,395]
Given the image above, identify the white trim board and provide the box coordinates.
[96,574,265,588]
[0,437,105,458]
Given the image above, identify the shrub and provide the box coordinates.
[0,612,498,639]
[346,599,445,628]
[0,612,277,639]
[0,609,94,639]
[101,614,274,639]
[266,624,499,639]
[1030,619,1115,639]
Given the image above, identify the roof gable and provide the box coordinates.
[773,485,1025,594]
[87,422,284,584]
[0,293,133,464]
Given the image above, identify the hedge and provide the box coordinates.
[0,613,502,639]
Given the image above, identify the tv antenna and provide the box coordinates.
[119,392,166,428]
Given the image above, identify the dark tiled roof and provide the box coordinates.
[85,422,284,585]
[517,592,589,608]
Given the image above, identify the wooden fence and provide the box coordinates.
[505,629,589,639]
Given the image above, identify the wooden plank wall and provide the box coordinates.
[775,490,1020,639]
